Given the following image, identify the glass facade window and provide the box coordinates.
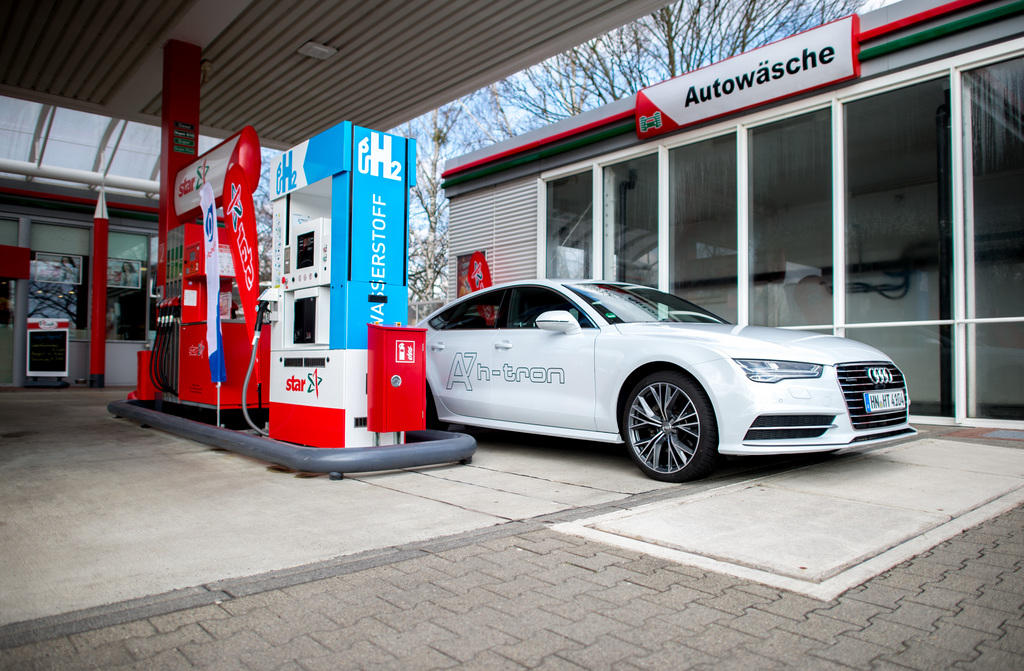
[749,109,833,327]
[845,79,954,417]
[28,223,91,339]
[546,173,592,279]
[0,278,12,384]
[603,154,658,287]
[535,55,1024,424]
[669,133,738,322]
[106,231,150,341]
[963,56,1024,420]
[0,217,17,246]
[845,79,953,325]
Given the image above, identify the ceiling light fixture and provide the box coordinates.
[297,41,337,60]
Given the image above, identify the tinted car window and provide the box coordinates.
[568,283,726,324]
[506,286,595,328]
[429,289,507,330]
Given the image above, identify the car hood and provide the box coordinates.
[611,322,890,365]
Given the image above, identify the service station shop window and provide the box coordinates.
[670,133,738,323]
[750,108,833,328]
[845,78,953,417]
[29,223,90,339]
[963,55,1024,420]
[106,231,149,341]
[546,172,592,279]
[535,53,1024,422]
[603,154,658,287]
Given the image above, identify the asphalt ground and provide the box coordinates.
[1,388,1022,669]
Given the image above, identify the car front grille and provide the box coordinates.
[744,414,836,440]
[836,362,908,430]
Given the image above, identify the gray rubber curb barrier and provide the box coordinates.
[108,400,476,476]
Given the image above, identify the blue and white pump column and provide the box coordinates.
[267,122,415,447]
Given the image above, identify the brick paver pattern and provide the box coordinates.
[3,506,1022,670]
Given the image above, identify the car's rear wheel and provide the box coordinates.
[621,371,718,482]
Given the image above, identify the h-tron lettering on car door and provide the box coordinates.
[445,352,565,391]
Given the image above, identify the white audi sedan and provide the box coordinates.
[421,280,914,482]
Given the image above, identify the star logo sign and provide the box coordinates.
[306,369,322,398]
[195,160,209,189]
[227,183,244,230]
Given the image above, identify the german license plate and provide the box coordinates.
[864,389,906,413]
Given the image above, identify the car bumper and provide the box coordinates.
[695,359,915,456]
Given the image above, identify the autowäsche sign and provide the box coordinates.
[636,15,859,139]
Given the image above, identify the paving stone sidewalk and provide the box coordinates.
[2,501,1022,670]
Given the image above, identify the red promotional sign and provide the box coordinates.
[222,163,260,337]
[467,250,492,293]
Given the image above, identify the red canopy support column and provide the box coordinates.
[157,40,201,293]
[89,190,108,387]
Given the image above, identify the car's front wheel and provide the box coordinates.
[621,371,718,482]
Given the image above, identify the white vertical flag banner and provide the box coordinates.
[199,182,226,383]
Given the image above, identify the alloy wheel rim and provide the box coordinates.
[627,382,699,473]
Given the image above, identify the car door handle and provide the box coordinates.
[430,343,446,352]
[495,340,513,350]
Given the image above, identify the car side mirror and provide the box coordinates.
[535,310,582,335]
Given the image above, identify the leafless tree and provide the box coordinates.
[494,0,858,130]
[400,106,464,303]
[252,148,276,285]
[396,0,860,301]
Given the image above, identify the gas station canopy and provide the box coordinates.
[0,0,670,149]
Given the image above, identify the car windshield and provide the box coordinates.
[567,283,727,324]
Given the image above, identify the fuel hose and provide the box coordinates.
[241,300,271,435]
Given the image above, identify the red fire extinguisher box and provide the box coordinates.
[367,324,426,433]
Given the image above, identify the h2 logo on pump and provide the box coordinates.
[357,132,402,181]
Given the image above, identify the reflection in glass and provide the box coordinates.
[963,57,1024,421]
[969,323,1024,420]
[749,110,832,327]
[845,325,952,417]
[963,57,1024,319]
[546,173,592,279]
[604,154,658,287]
[669,133,738,322]
[845,79,952,325]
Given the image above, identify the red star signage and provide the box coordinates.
[636,15,860,140]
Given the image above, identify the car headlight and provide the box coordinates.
[734,359,823,383]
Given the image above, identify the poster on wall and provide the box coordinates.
[457,251,492,297]
[107,258,141,289]
[31,253,81,284]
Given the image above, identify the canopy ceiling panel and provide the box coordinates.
[0,0,668,148]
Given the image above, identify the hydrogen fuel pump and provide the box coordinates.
[114,120,474,474]
[268,121,423,447]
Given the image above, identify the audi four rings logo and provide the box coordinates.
[867,367,894,385]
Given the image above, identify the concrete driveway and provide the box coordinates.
[0,389,693,625]
[2,388,1022,632]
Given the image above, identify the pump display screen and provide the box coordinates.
[296,231,315,270]
[294,297,316,344]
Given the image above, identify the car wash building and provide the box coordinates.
[441,0,1024,427]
